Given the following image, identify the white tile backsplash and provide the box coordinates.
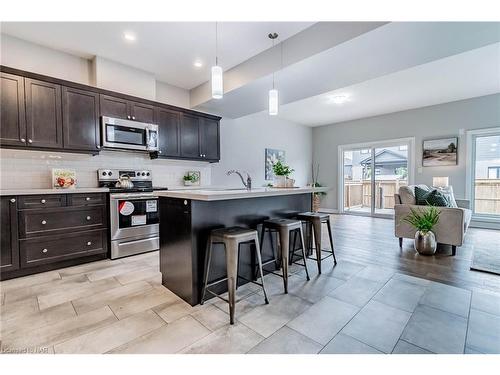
[0,149,212,189]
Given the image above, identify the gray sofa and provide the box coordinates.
[394,185,472,255]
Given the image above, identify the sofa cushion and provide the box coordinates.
[398,185,430,205]
[415,186,451,206]
[440,186,458,208]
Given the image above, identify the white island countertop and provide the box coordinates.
[0,187,110,196]
[156,186,330,201]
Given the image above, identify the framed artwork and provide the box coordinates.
[265,148,285,180]
[422,137,458,166]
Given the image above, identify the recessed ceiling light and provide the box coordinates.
[329,94,350,105]
[123,32,136,42]
[193,61,203,68]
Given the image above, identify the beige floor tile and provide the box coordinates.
[191,304,230,331]
[86,261,150,282]
[248,326,322,354]
[145,273,163,286]
[2,306,117,349]
[3,274,88,304]
[71,280,153,315]
[181,322,264,354]
[0,297,39,322]
[54,310,165,354]
[0,271,61,294]
[120,251,159,265]
[2,302,76,337]
[109,315,210,354]
[153,299,193,323]
[109,286,179,319]
[58,259,120,278]
[38,277,121,310]
[115,266,160,285]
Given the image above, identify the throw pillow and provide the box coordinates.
[414,186,450,207]
[439,186,458,208]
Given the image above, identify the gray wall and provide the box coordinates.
[313,94,500,209]
[212,112,313,188]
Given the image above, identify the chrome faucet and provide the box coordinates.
[227,170,252,190]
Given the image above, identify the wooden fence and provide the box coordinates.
[344,179,408,209]
[475,179,500,214]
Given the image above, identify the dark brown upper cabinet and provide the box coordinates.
[99,94,129,120]
[155,107,181,157]
[100,94,154,123]
[0,72,26,147]
[62,86,100,152]
[25,78,63,148]
[0,197,19,273]
[201,118,220,161]
[180,113,202,159]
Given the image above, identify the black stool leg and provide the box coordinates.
[224,240,238,325]
[200,237,213,305]
[253,233,269,304]
[298,226,310,280]
[312,220,322,274]
[326,218,337,264]
[290,230,298,265]
[279,228,290,294]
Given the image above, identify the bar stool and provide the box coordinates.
[296,212,337,274]
[259,218,310,294]
[201,226,269,325]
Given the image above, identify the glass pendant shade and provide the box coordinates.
[211,65,223,99]
[268,88,278,115]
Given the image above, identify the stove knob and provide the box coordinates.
[146,172,150,176]
[102,171,107,176]
[142,172,146,176]
[109,172,113,176]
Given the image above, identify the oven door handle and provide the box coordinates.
[110,195,158,200]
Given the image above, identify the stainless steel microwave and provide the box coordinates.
[101,116,159,152]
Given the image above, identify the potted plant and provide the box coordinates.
[402,206,440,255]
[272,160,294,188]
[310,163,327,212]
[183,171,200,186]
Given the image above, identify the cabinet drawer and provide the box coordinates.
[20,206,106,238]
[20,229,107,268]
[18,194,66,209]
[68,193,106,206]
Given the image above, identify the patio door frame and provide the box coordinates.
[466,126,500,224]
[338,137,415,218]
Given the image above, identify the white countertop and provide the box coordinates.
[0,187,110,196]
[156,186,330,201]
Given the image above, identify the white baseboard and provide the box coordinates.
[470,219,500,230]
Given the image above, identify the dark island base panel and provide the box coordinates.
[159,193,312,306]
[0,253,107,281]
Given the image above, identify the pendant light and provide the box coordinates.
[268,32,280,116]
[211,22,223,99]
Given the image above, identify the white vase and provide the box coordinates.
[274,175,286,187]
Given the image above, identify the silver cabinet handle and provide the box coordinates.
[158,150,162,154]
[41,199,46,204]
[21,138,26,143]
[127,115,131,119]
[41,220,47,225]
[86,216,91,221]
[42,248,48,253]
[87,241,92,246]
[132,116,136,120]
[10,198,16,203]
[96,145,101,149]
[85,197,91,201]
[28,139,33,144]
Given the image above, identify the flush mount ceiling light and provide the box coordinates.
[123,32,136,42]
[268,32,280,116]
[211,22,223,99]
[193,61,203,68]
[329,94,349,104]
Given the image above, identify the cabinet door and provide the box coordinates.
[156,107,181,157]
[99,94,129,120]
[0,197,19,272]
[25,78,63,148]
[200,118,220,161]
[0,73,26,146]
[62,86,100,152]
[180,113,201,159]
[130,101,155,123]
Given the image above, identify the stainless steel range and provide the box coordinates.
[98,169,164,259]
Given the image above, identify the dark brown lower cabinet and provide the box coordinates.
[0,197,19,272]
[0,193,108,281]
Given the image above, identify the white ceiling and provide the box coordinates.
[0,21,313,89]
[278,43,500,126]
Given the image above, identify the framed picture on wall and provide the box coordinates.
[422,137,458,166]
[265,148,285,180]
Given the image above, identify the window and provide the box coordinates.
[360,149,369,154]
[488,167,500,179]
[399,145,408,151]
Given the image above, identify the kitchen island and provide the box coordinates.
[157,187,329,305]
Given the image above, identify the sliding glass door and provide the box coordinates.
[341,139,412,217]
[471,131,500,218]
